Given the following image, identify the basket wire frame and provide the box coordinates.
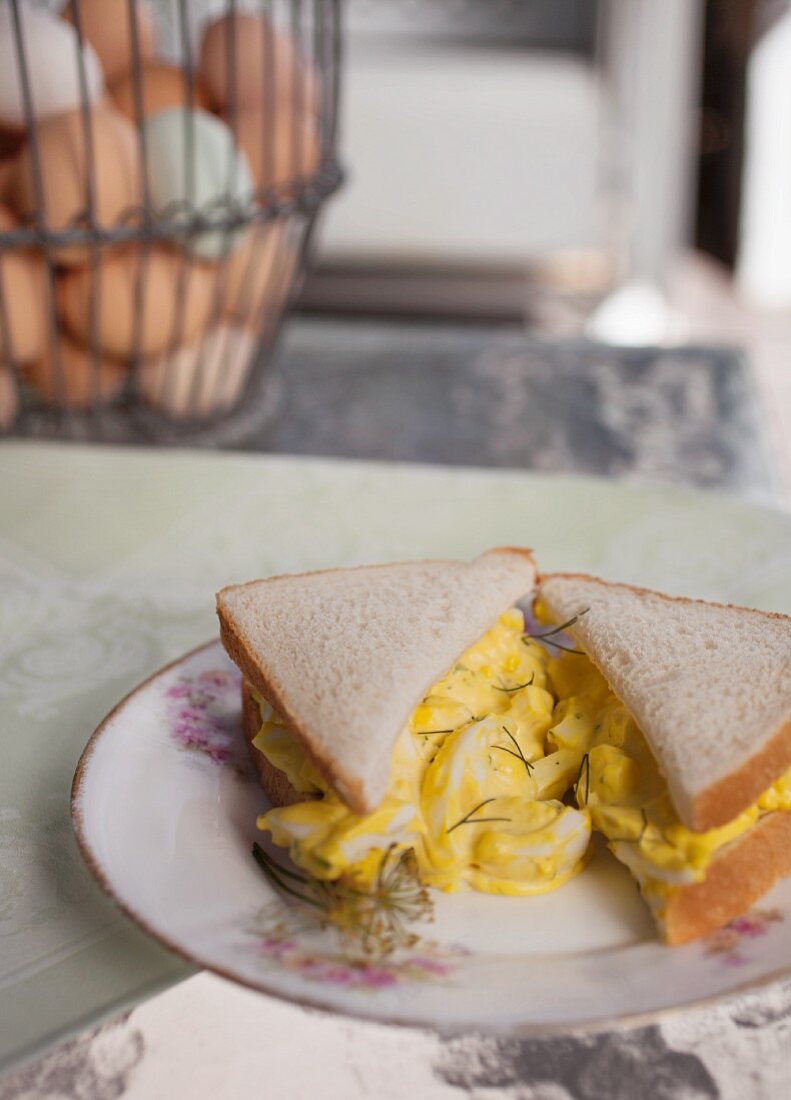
[0,0,343,443]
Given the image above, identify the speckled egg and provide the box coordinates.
[0,6,103,129]
[10,105,141,265]
[139,324,255,418]
[143,107,253,260]
[111,62,211,122]
[0,205,49,364]
[24,333,128,409]
[57,246,216,360]
[62,0,155,85]
[199,12,317,115]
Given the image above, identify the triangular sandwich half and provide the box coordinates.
[217,547,537,812]
[541,573,791,942]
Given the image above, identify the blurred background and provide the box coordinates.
[0,0,789,498]
[311,0,782,320]
[305,0,790,497]
[3,4,791,1091]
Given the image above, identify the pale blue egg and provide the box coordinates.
[143,107,254,260]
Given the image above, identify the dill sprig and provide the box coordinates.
[640,820,677,851]
[252,842,433,956]
[574,752,590,806]
[493,724,534,776]
[413,701,485,737]
[604,809,650,844]
[494,674,535,694]
[252,844,325,909]
[447,797,512,834]
[523,608,590,655]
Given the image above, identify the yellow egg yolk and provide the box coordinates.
[252,606,791,912]
[543,650,791,920]
[255,609,591,896]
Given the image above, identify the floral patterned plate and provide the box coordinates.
[72,641,791,1035]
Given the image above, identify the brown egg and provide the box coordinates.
[25,333,127,409]
[139,324,254,418]
[10,105,141,265]
[199,12,318,115]
[0,366,19,429]
[232,108,320,193]
[0,127,24,160]
[0,205,49,364]
[221,220,297,325]
[111,63,211,122]
[0,124,23,201]
[58,246,216,360]
[0,158,15,201]
[62,0,155,85]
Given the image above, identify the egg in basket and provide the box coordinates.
[0,1,342,437]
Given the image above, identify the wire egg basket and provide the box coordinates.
[0,0,342,443]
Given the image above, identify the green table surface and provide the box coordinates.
[2,440,790,1073]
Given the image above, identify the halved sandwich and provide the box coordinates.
[541,574,791,943]
[216,551,791,944]
[218,548,594,898]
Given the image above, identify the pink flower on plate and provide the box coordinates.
[316,965,355,986]
[704,908,783,965]
[165,666,243,767]
[730,916,769,939]
[408,956,452,976]
[165,683,192,700]
[355,966,398,989]
[198,669,238,692]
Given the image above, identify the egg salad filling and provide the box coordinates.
[252,607,791,915]
[554,649,791,919]
[254,609,592,897]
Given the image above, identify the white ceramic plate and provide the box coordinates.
[73,632,791,1034]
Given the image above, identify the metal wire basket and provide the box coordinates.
[0,0,342,443]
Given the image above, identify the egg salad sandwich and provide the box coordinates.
[540,574,791,943]
[216,550,791,945]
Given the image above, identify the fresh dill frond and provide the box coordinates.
[252,842,433,956]
[493,745,528,769]
[447,797,512,834]
[604,809,650,844]
[413,705,486,737]
[528,608,590,639]
[493,724,534,777]
[523,608,589,654]
[494,674,535,693]
[573,752,590,806]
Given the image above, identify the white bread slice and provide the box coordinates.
[540,573,791,832]
[217,548,536,813]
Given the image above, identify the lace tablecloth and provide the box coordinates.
[1,325,788,1099]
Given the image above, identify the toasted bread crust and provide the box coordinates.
[694,716,791,834]
[242,681,312,808]
[540,571,791,831]
[220,606,367,811]
[663,810,791,943]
